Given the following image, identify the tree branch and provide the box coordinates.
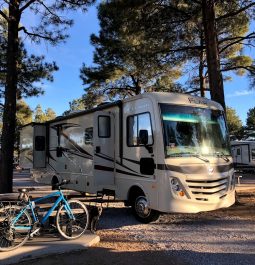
[216,3,255,21]
[0,10,9,22]
[20,0,37,13]
[18,26,55,41]
[219,32,255,54]
[38,0,63,23]
[221,65,255,73]
[219,32,255,45]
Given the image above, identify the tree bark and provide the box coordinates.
[202,0,226,109]
[0,0,20,193]
[199,30,205,97]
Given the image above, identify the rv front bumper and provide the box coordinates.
[159,189,235,213]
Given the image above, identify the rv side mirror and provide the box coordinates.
[56,146,63,157]
[139,130,149,145]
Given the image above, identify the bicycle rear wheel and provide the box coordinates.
[0,205,31,251]
[56,200,89,240]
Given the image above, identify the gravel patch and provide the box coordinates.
[96,195,255,265]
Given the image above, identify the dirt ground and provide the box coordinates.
[15,188,255,265]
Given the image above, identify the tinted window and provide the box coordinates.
[35,136,45,151]
[252,149,255,160]
[98,116,111,138]
[127,113,153,146]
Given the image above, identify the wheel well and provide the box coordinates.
[127,186,145,206]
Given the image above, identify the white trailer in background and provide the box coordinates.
[20,92,235,223]
[231,140,255,172]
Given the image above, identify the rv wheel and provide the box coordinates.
[132,195,160,223]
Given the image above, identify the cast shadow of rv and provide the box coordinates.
[98,207,141,229]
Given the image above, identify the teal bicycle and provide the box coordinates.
[0,180,89,251]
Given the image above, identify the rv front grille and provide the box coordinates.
[186,177,229,201]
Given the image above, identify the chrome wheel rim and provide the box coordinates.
[135,196,151,218]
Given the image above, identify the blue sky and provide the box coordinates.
[23,4,255,125]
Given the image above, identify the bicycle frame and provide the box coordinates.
[11,190,75,231]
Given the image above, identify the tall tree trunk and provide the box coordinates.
[0,0,20,193]
[202,0,226,110]
[199,29,205,97]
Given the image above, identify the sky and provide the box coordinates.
[22,3,255,125]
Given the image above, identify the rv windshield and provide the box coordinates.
[160,104,231,158]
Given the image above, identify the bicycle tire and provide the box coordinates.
[0,205,32,251]
[56,200,89,240]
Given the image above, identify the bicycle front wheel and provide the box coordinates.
[56,200,89,240]
[0,205,32,251]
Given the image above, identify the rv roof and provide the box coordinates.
[124,92,222,110]
[23,92,223,126]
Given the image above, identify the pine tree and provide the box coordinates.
[34,105,46,123]
[226,107,242,134]
[80,0,183,101]
[0,0,95,193]
[45,108,56,121]
[246,107,255,129]
[80,0,255,104]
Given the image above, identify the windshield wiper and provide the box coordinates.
[214,152,230,162]
[193,153,209,163]
[169,152,209,163]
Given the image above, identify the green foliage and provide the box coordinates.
[81,0,255,100]
[16,100,33,126]
[0,17,58,100]
[246,107,255,128]
[45,108,56,121]
[80,0,184,100]
[33,105,56,122]
[63,98,84,116]
[226,106,242,134]
[0,0,96,193]
[34,104,46,123]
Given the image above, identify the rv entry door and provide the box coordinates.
[33,124,47,168]
[93,111,115,187]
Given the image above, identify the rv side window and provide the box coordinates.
[35,136,45,151]
[85,127,93,145]
[252,149,255,160]
[98,116,111,138]
[127,112,153,147]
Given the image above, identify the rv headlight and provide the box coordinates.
[171,178,178,186]
[170,177,185,196]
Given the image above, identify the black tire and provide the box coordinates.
[0,205,31,251]
[56,200,89,240]
[132,195,160,223]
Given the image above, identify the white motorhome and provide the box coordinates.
[20,92,235,222]
[231,140,255,172]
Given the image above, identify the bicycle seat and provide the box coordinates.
[18,188,35,193]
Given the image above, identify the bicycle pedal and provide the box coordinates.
[30,228,41,238]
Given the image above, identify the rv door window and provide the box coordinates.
[35,136,45,151]
[252,149,255,160]
[98,116,111,138]
[127,112,153,147]
[237,149,241,156]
